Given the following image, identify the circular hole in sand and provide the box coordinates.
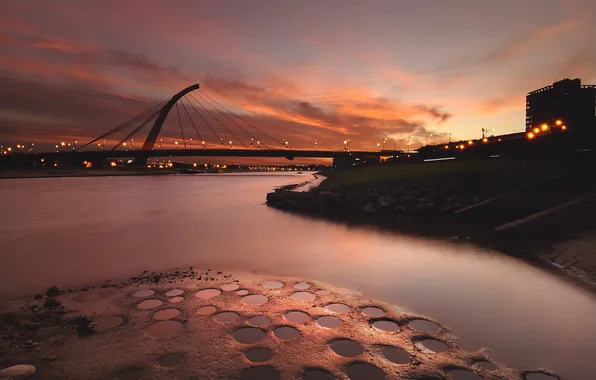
[448,369,483,380]
[237,290,249,296]
[263,281,284,289]
[380,346,410,364]
[474,361,498,371]
[243,294,268,305]
[222,283,240,291]
[285,311,309,323]
[302,368,335,380]
[292,292,316,302]
[198,305,217,315]
[273,326,299,340]
[132,289,154,298]
[153,308,181,321]
[372,320,399,332]
[294,282,311,290]
[331,339,363,357]
[525,373,559,380]
[317,316,342,329]
[196,288,221,300]
[249,315,270,327]
[346,362,386,380]
[157,353,184,367]
[93,315,124,331]
[361,307,385,317]
[137,299,163,310]
[234,327,266,344]
[419,339,449,353]
[112,366,145,380]
[326,303,350,314]
[215,311,239,323]
[169,296,184,304]
[165,289,183,297]
[409,319,440,333]
[316,290,329,295]
[146,320,183,338]
[241,366,280,380]
[245,347,274,363]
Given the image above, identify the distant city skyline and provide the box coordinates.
[1,0,596,154]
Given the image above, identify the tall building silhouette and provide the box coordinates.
[526,78,596,132]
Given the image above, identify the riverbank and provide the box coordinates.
[0,169,177,179]
[267,155,596,293]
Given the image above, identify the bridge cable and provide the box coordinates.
[110,108,161,151]
[194,91,271,149]
[178,97,204,143]
[182,95,227,148]
[198,90,287,149]
[187,92,249,149]
[76,99,168,151]
[174,102,187,150]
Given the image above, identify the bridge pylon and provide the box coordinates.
[141,83,201,151]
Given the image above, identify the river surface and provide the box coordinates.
[0,173,595,379]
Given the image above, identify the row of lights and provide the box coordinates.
[527,120,566,140]
[443,136,503,150]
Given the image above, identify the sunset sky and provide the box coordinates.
[1,0,596,155]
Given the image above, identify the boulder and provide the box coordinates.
[362,202,376,214]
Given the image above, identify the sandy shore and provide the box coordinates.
[0,268,559,380]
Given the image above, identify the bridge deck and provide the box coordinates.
[10,149,403,160]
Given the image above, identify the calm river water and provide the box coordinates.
[0,173,595,379]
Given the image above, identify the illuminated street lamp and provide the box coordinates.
[555,119,563,126]
[541,123,549,131]
[376,142,380,150]
[175,141,179,150]
[562,125,567,130]
[527,132,535,139]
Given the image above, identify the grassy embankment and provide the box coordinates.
[317,156,567,192]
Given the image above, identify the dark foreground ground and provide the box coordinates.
[267,152,596,293]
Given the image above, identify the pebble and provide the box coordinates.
[0,364,36,378]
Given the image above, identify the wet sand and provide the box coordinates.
[0,268,560,380]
